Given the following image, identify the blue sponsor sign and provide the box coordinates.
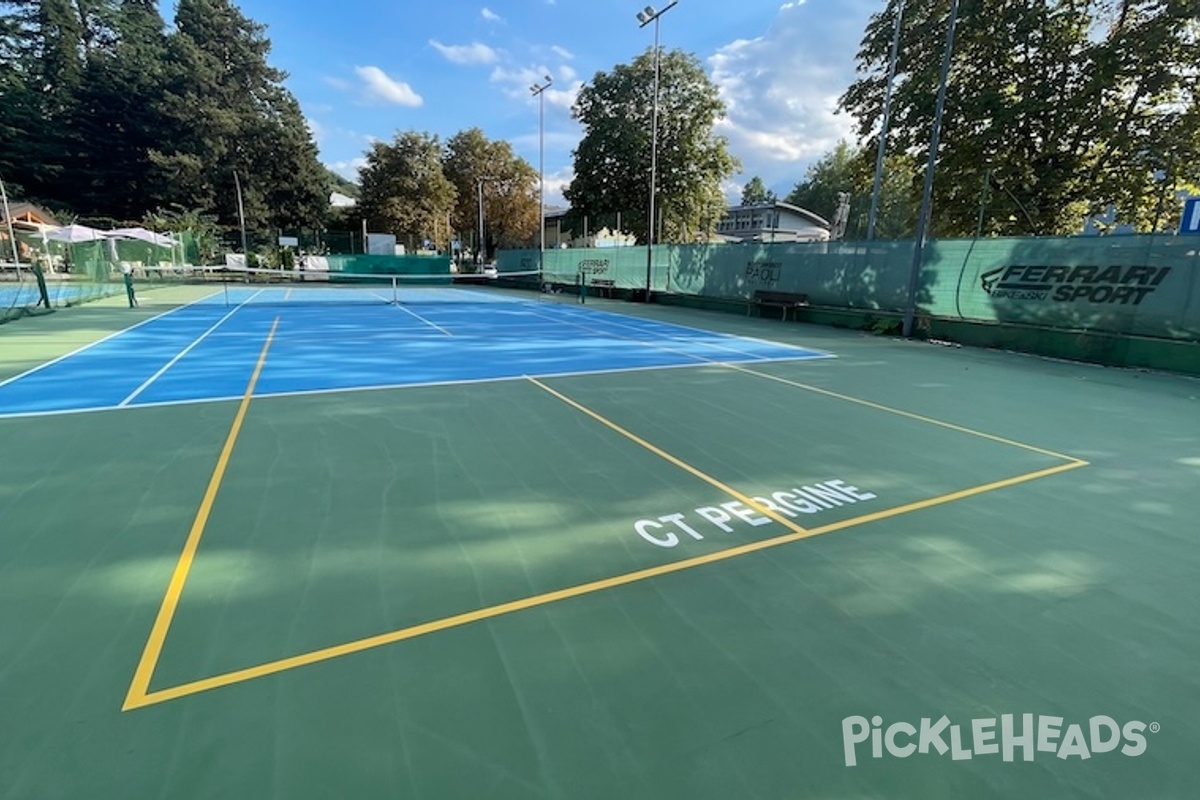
[1181,197,1200,235]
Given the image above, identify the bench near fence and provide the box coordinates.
[751,290,809,321]
[589,278,616,298]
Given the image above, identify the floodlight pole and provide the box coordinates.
[233,170,249,260]
[0,174,20,276]
[476,175,501,268]
[638,1,678,302]
[476,177,486,266]
[867,0,905,243]
[902,0,959,339]
[531,76,553,285]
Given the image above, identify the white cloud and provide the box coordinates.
[328,157,367,182]
[481,7,502,22]
[551,45,574,60]
[354,66,422,107]
[708,0,877,193]
[489,65,580,112]
[429,40,500,65]
[542,166,574,208]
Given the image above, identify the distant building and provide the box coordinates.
[540,200,830,248]
[716,201,830,243]
[0,201,60,230]
[542,208,637,249]
[330,192,356,208]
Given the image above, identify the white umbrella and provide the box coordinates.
[44,223,105,243]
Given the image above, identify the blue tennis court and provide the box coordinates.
[0,287,831,416]
[5,278,1200,800]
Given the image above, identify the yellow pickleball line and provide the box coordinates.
[122,317,280,711]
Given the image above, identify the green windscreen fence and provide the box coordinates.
[501,235,1200,341]
[322,253,452,276]
[1,229,216,321]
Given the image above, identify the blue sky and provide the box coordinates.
[225,0,885,206]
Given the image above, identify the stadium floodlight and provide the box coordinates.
[636,0,678,302]
[530,76,553,284]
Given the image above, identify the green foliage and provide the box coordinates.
[566,48,739,244]
[786,141,862,223]
[785,142,918,238]
[326,168,360,200]
[442,128,538,259]
[740,176,777,206]
[358,131,457,250]
[0,0,328,239]
[840,0,1200,236]
[141,206,221,263]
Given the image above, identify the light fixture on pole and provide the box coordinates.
[530,75,552,285]
[476,176,493,267]
[637,1,677,303]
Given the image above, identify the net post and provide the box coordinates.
[392,276,398,305]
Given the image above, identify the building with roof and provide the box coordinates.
[0,201,60,230]
[716,201,830,243]
[539,200,831,249]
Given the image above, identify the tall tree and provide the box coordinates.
[0,0,89,201]
[59,0,171,218]
[740,176,777,206]
[566,48,739,244]
[786,143,919,239]
[442,128,538,260]
[841,0,1200,236]
[148,0,327,236]
[358,131,457,250]
[785,141,862,222]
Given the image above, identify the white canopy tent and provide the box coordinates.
[43,223,107,243]
[106,227,178,247]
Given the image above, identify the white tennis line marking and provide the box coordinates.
[526,308,834,365]
[376,294,454,336]
[0,291,225,391]
[0,354,829,420]
[543,301,834,357]
[117,291,265,407]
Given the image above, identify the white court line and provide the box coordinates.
[0,291,224,391]
[0,354,830,420]
[526,307,834,366]
[543,301,835,357]
[118,291,265,407]
[374,293,454,336]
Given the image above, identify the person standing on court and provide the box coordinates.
[121,262,138,307]
[20,242,51,309]
[32,257,51,308]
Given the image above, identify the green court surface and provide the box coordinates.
[1,287,1198,799]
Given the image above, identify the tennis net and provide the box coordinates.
[140,265,548,306]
